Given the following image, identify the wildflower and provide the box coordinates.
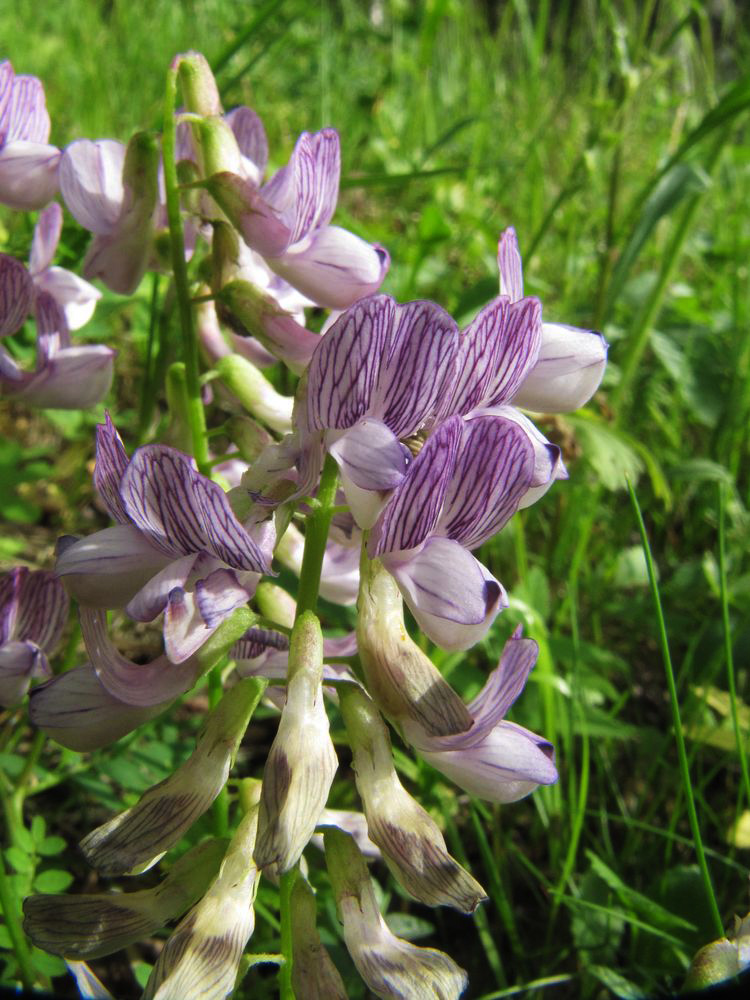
[0,60,60,209]
[325,828,468,1000]
[0,567,68,707]
[56,415,271,663]
[254,612,338,872]
[59,131,160,294]
[339,683,487,912]
[80,678,266,875]
[410,627,558,803]
[290,877,348,1000]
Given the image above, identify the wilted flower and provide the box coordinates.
[0,566,68,706]
[325,828,468,1000]
[0,60,60,209]
[410,627,558,803]
[339,683,487,912]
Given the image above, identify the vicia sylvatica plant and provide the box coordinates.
[1,51,610,999]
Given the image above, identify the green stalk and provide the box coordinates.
[294,455,340,618]
[718,484,750,810]
[0,849,36,992]
[278,865,298,1000]
[628,479,723,938]
[208,667,229,838]
[136,272,161,443]
[162,64,210,474]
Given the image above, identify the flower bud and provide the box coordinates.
[80,677,267,876]
[176,51,222,117]
[225,415,274,464]
[339,684,486,913]
[192,118,243,179]
[215,353,293,434]
[142,789,262,1000]
[255,581,297,629]
[324,829,468,1000]
[254,611,337,873]
[290,877,348,1000]
[23,839,226,960]
[357,555,473,741]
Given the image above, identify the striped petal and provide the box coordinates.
[29,202,62,275]
[15,568,68,651]
[262,128,340,245]
[0,254,34,337]
[497,226,524,301]
[12,345,115,409]
[0,72,50,144]
[94,413,130,523]
[225,105,268,182]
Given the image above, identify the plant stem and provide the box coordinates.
[0,849,36,992]
[294,455,339,618]
[163,64,210,474]
[278,865,298,1000]
[628,479,724,938]
[208,666,229,838]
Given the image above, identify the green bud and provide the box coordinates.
[177,51,222,117]
[215,354,293,434]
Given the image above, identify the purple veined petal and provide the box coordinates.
[320,544,360,606]
[56,525,174,608]
[511,321,608,413]
[0,254,34,337]
[371,298,459,439]
[385,537,507,651]
[327,419,410,491]
[80,606,199,706]
[225,106,268,183]
[262,128,340,245]
[14,345,115,409]
[194,568,254,629]
[268,226,389,311]
[33,266,101,331]
[191,470,272,572]
[0,640,48,707]
[497,227,524,302]
[420,720,557,803]
[0,567,21,644]
[438,296,510,419]
[206,171,292,257]
[2,73,50,144]
[466,627,539,734]
[369,416,462,557]
[29,202,62,276]
[34,289,70,361]
[478,296,543,409]
[0,141,60,210]
[59,139,125,235]
[94,414,131,524]
[29,664,170,751]
[164,587,218,664]
[306,294,395,431]
[437,414,536,550]
[480,405,567,509]
[15,569,68,652]
[0,62,13,141]
[124,553,199,622]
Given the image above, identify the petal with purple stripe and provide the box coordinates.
[437,414,535,550]
[438,296,509,418]
[195,568,254,628]
[225,106,268,181]
[2,74,50,144]
[29,202,62,275]
[370,416,461,557]
[479,405,567,509]
[479,296,543,409]
[497,227,524,302]
[164,588,217,664]
[15,569,68,652]
[0,254,34,337]
[31,265,101,331]
[0,567,20,644]
[95,414,130,524]
[124,553,199,622]
[385,537,506,651]
[0,641,48,706]
[306,294,394,431]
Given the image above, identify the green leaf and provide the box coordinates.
[0,753,25,778]
[31,948,67,978]
[13,825,35,854]
[33,868,74,893]
[384,913,435,940]
[589,965,645,999]
[30,814,46,844]
[36,835,67,857]
[586,851,696,933]
[5,846,33,875]
[568,414,644,491]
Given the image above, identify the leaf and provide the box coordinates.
[36,835,67,857]
[589,965,644,999]
[5,846,33,875]
[30,814,46,844]
[0,753,25,778]
[33,868,74,893]
[384,913,436,940]
[586,851,696,933]
[30,948,66,978]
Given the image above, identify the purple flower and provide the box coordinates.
[368,413,556,650]
[409,627,558,803]
[29,203,101,330]
[497,227,608,412]
[0,61,60,210]
[0,255,114,409]
[56,415,272,663]
[206,125,389,310]
[59,133,159,294]
[0,567,68,706]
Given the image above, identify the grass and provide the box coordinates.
[2,0,750,996]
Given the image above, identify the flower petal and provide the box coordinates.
[15,568,68,651]
[477,296,542,409]
[0,254,34,337]
[33,266,101,331]
[268,226,389,311]
[0,141,60,210]
[94,414,131,524]
[194,567,254,628]
[124,553,199,622]
[29,202,62,275]
[0,641,47,706]
[480,405,567,508]
[14,345,115,409]
[262,128,340,245]
[59,139,126,235]
[225,105,268,181]
[328,418,410,491]
[1,72,50,144]
[512,321,608,412]
[386,538,506,651]
[497,226,524,301]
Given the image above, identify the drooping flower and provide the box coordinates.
[496,226,608,412]
[0,566,68,706]
[0,60,60,210]
[56,415,272,664]
[409,627,558,803]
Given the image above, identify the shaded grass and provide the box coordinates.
[2,1,750,997]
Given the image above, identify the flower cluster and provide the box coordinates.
[2,51,607,1000]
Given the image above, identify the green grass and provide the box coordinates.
[3,0,750,997]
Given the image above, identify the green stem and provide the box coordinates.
[163,64,210,474]
[137,272,162,444]
[0,849,36,992]
[294,455,339,618]
[208,667,229,838]
[628,479,724,938]
[718,484,750,810]
[279,866,298,1000]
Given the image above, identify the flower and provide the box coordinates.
[0,567,68,706]
[409,627,558,803]
[0,60,60,209]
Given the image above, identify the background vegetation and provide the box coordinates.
[2,0,750,996]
